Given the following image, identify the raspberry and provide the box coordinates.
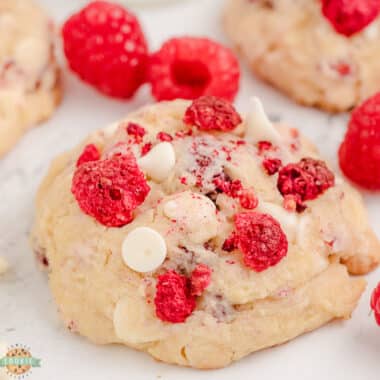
[76,144,100,167]
[190,264,212,296]
[238,188,258,209]
[262,158,282,175]
[222,233,237,252]
[234,212,288,272]
[371,282,380,326]
[277,158,335,210]
[148,37,240,101]
[72,152,150,227]
[321,0,380,37]
[184,96,242,132]
[339,92,380,190]
[157,131,173,142]
[62,1,148,98]
[126,122,146,142]
[141,142,152,156]
[154,270,196,323]
[257,141,275,154]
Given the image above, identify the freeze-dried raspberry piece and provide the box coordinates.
[321,0,380,37]
[370,282,380,326]
[222,233,237,252]
[126,122,146,143]
[154,270,196,323]
[157,131,173,142]
[183,96,242,132]
[147,37,240,101]
[257,141,275,154]
[76,144,100,167]
[339,92,380,190]
[262,158,282,175]
[141,142,152,156]
[234,212,288,272]
[72,152,150,227]
[238,188,258,209]
[277,158,334,210]
[214,176,258,210]
[190,264,212,296]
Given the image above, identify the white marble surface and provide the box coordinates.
[1,0,380,379]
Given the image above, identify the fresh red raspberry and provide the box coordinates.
[154,270,196,323]
[234,212,288,272]
[148,37,240,101]
[62,1,148,98]
[190,264,212,296]
[262,158,282,175]
[371,282,380,326]
[157,131,173,142]
[339,93,380,190]
[277,158,335,210]
[321,0,380,37]
[76,144,100,167]
[184,96,242,132]
[72,152,150,227]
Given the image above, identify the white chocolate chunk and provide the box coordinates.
[245,97,282,145]
[0,257,9,275]
[163,191,218,244]
[258,201,298,241]
[113,295,167,344]
[122,227,167,273]
[138,142,176,182]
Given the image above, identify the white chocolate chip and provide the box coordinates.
[163,191,218,244]
[113,295,167,344]
[258,201,298,241]
[122,227,167,273]
[245,97,282,145]
[138,142,176,182]
[0,257,9,275]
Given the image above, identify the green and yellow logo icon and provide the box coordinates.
[0,344,41,378]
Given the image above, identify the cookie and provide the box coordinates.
[0,0,61,157]
[31,96,380,368]
[224,0,380,112]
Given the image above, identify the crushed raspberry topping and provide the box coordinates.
[62,1,148,98]
[222,233,237,252]
[147,37,240,101]
[76,144,100,167]
[339,92,380,190]
[190,264,212,296]
[183,96,242,132]
[126,122,146,143]
[71,152,150,227]
[141,142,152,156]
[257,140,275,154]
[233,212,288,272]
[262,158,282,175]
[277,158,335,211]
[214,176,258,209]
[157,131,173,142]
[321,0,380,37]
[371,282,380,326]
[154,270,196,323]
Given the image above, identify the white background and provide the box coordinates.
[1,0,380,379]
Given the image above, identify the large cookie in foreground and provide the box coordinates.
[31,96,380,368]
[0,0,61,157]
[224,0,380,112]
